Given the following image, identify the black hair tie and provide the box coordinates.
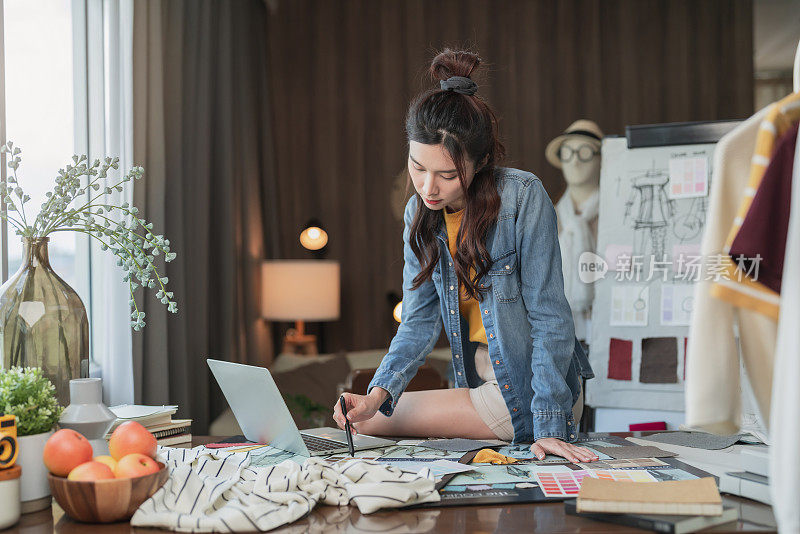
[440,76,477,96]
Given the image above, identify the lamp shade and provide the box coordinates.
[261,260,340,321]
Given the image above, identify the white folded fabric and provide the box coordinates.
[130,446,440,532]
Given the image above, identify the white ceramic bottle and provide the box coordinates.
[58,378,117,456]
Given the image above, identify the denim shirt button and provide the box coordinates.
[495,360,500,365]
[454,354,460,358]
[570,434,575,439]
[489,333,494,339]
[450,310,455,314]
[504,384,509,390]
[449,285,454,290]
[452,332,458,337]
[512,408,518,412]
[457,371,462,376]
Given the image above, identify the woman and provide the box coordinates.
[333,49,597,463]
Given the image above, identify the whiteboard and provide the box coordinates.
[587,137,715,411]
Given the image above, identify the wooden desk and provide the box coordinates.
[7,434,776,533]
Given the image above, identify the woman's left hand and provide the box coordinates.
[530,437,599,463]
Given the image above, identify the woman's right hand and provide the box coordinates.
[332,389,386,434]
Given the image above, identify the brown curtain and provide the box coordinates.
[132,0,278,433]
[265,0,754,353]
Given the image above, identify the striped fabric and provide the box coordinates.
[710,91,800,319]
[130,446,439,532]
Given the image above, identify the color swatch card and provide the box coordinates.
[535,470,657,498]
[668,156,708,198]
[660,283,694,326]
[610,285,649,326]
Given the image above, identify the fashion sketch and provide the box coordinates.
[623,167,676,260]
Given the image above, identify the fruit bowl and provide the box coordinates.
[47,462,168,523]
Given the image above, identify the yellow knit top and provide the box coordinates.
[443,209,488,344]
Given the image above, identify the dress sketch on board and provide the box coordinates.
[623,165,676,261]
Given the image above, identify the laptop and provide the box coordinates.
[207,358,396,456]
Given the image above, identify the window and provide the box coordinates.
[1,0,84,293]
[1,0,134,404]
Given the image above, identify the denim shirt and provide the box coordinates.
[368,167,594,443]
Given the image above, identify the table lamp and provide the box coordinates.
[261,260,340,355]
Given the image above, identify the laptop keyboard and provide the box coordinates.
[302,434,346,452]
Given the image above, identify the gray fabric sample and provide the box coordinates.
[590,445,677,459]
[640,431,745,450]
[419,438,500,452]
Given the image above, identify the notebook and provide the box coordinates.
[565,500,738,533]
[577,477,723,516]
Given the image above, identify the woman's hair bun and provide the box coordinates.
[430,48,481,81]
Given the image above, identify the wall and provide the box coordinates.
[265,0,754,352]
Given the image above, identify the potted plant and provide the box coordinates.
[0,367,62,513]
[0,142,178,405]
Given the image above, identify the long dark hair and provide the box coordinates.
[406,49,505,301]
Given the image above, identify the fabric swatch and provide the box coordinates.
[472,449,518,464]
[608,338,633,380]
[640,431,745,450]
[639,337,678,383]
[590,445,677,459]
[419,438,500,452]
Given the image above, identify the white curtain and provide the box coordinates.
[74,0,135,405]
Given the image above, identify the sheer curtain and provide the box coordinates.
[132,0,278,433]
[73,0,135,405]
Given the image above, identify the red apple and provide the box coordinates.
[114,453,160,479]
[108,421,157,461]
[67,461,115,481]
[43,429,94,477]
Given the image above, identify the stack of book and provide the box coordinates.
[106,405,192,447]
[719,446,770,504]
[566,477,739,533]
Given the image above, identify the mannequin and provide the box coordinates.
[545,120,604,342]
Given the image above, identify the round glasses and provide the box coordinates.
[558,143,599,163]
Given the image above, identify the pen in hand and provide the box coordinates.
[339,395,356,457]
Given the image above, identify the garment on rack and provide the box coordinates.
[685,106,777,435]
[130,446,439,532]
[769,117,800,534]
[728,123,798,294]
[556,190,599,341]
[711,91,800,320]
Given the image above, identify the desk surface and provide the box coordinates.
[8,434,776,533]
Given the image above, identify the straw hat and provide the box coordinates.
[545,119,605,169]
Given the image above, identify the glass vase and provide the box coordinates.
[0,237,89,406]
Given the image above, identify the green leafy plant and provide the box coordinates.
[0,141,177,330]
[0,367,62,436]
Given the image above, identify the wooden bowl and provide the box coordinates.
[47,462,168,523]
